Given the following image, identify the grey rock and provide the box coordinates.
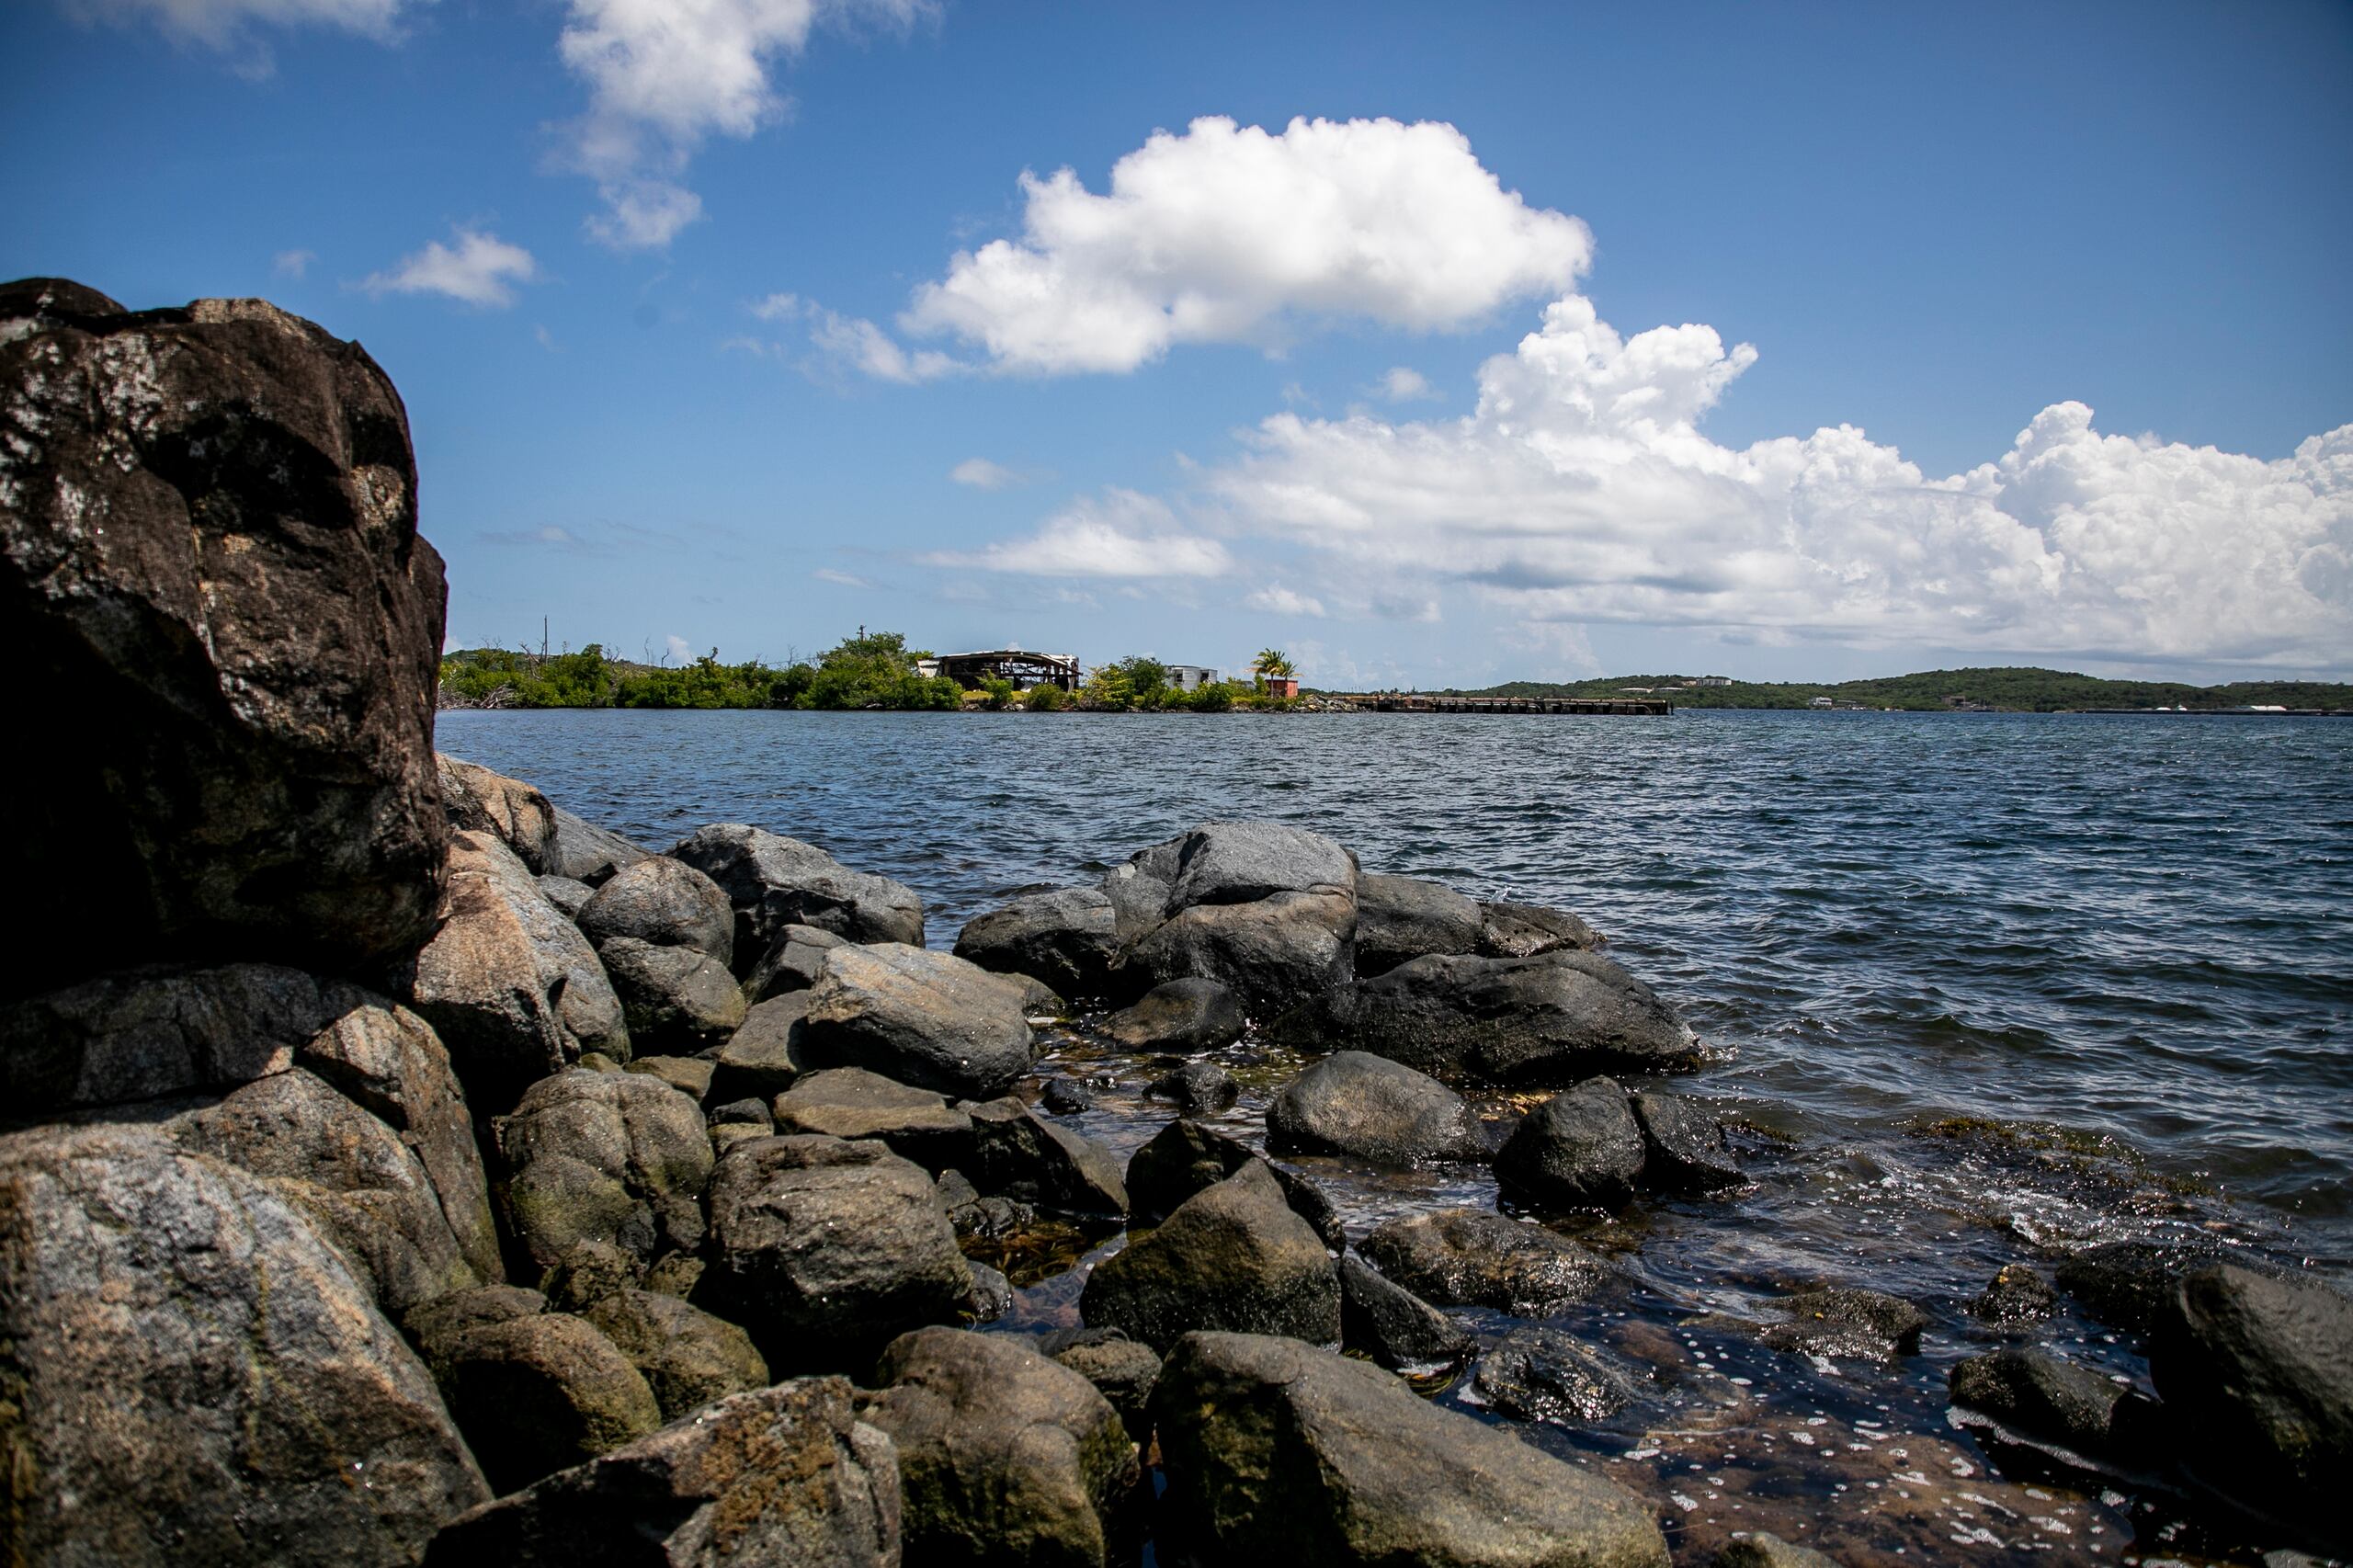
[1268,1051,1492,1166]
[437,1312,664,1493]
[545,805,650,887]
[574,1287,771,1422]
[423,1377,901,1567]
[626,1054,715,1100]
[1358,1209,1613,1316]
[1124,1118,1344,1248]
[0,1119,487,1565]
[1341,949,1700,1085]
[709,990,811,1102]
[1494,1076,1646,1209]
[702,1134,972,1366]
[962,1096,1129,1217]
[1103,977,1246,1052]
[965,1263,1016,1323]
[1041,1078,1094,1114]
[741,922,847,1004]
[1100,858,1175,946]
[2152,1264,2353,1546]
[1473,1324,1643,1425]
[1082,1162,1339,1353]
[1478,899,1603,959]
[954,886,1121,999]
[772,1066,976,1171]
[0,281,446,994]
[1629,1088,1743,1191]
[1949,1347,2159,1471]
[709,1096,773,1127]
[1149,1059,1238,1113]
[1153,1332,1669,1568]
[405,830,630,1109]
[494,1069,714,1271]
[670,823,924,959]
[798,942,1035,1100]
[1712,1535,1842,1568]
[405,1283,549,1380]
[438,754,557,874]
[865,1325,1139,1567]
[538,875,596,919]
[1972,1264,2059,1326]
[1759,1286,1928,1361]
[596,936,747,1054]
[1048,1331,1162,1442]
[540,1240,646,1309]
[1354,873,1486,977]
[1162,820,1357,911]
[1126,890,1356,1021]
[577,856,735,962]
[1339,1254,1475,1372]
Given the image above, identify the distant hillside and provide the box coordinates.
[1416,666,2353,712]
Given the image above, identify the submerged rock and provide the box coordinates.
[423,1377,901,1567]
[1473,1324,1644,1426]
[796,943,1035,1100]
[1082,1162,1339,1353]
[1103,976,1245,1052]
[864,1326,1140,1568]
[2055,1240,2211,1335]
[1342,949,1700,1085]
[1949,1347,2160,1474]
[1759,1285,1928,1361]
[1339,1254,1475,1372]
[1711,1536,1841,1568]
[1267,1051,1492,1165]
[1494,1076,1647,1208]
[1972,1263,2060,1326]
[1153,1332,1669,1567]
[1358,1208,1614,1316]
[955,886,1122,999]
[1149,1059,1239,1113]
[670,823,925,956]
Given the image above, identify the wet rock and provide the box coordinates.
[437,1312,664,1493]
[0,281,446,995]
[1629,1087,1743,1191]
[2151,1264,2353,1547]
[1339,1254,1475,1372]
[1149,1059,1238,1112]
[772,1066,976,1170]
[1478,899,1602,959]
[955,886,1122,999]
[1126,890,1357,1021]
[1103,977,1245,1052]
[494,1068,713,1272]
[596,935,748,1053]
[1267,1051,1491,1165]
[538,875,596,919]
[545,805,649,887]
[1124,1118,1345,1247]
[1972,1263,2059,1326]
[966,1263,1016,1322]
[708,990,810,1101]
[1949,1347,2159,1472]
[438,754,556,874]
[1041,1077,1095,1114]
[1343,950,1700,1085]
[1046,1329,1162,1442]
[1358,1208,1614,1316]
[670,823,925,958]
[576,855,734,962]
[404,830,630,1109]
[2055,1240,2209,1335]
[1154,1331,1669,1568]
[964,1096,1129,1218]
[626,1053,715,1099]
[1006,971,1068,1017]
[797,942,1035,1100]
[574,1287,770,1422]
[1082,1162,1340,1353]
[0,1120,488,1565]
[423,1376,901,1566]
[1712,1536,1840,1568]
[741,921,847,1003]
[1760,1285,1928,1361]
[1495,1076,1647,1209]
[1473,1324,1643,1426]
[938,1166,1037,1242]
[864,1325,1140,1567]
[701,1134,972,1367]
[1353,872,1486,977]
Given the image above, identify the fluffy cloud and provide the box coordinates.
[1200,293,2351,667]
[891,116,1588,375]
[1244,584,1327,618]
[925,490,1232,578]
[359,227,538,307]
[1377,367,1438,403]
[560,0,924,249]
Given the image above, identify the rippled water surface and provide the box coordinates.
[439,708,2353,1562]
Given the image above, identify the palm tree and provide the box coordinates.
[1251,648,1296,682]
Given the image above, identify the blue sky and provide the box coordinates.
[6,0,2349,686]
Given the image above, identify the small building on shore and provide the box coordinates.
[1167,665,1220,691]
[1263,675,1300,699]
[932,648,1082,691]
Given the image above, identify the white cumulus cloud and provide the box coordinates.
[358,227,538,308]
[665,633,694,662]
[925,490,1233,578]
[1378,367,1438,402]
[1244,584,1327,618]
[889,116,1589,376]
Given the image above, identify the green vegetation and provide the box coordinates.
[1251,647,1296,684]
[1419,666,2353,712]
[438,630,961,711]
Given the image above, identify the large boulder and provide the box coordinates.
[0,280,447,996]
[1160,821,1358,910]
[1081,1162,1339,1353]
[1124,1118,1343,1247]
[701,1134,972,1367]
[954,887,1121,999]
[1478,900,1602,959]
[595,936,747,1054]
[1628,1088,1743,1191]
[864,1326,1140,1568]
[576,856,734,962]
[743,922,848,1004]
[1353,873,1487,977]
[709,990,811,1102]
[1358,1209,1614,1316]
[423,1377,901,1567]
[545,805,649,887]
[0,1120,488,1565]
[437,754,557,874]
[670,824,924,957]
[771,1066,977,1171]
[1267,1051,1492,1166]
[493,1069,713,1272]
[1342,950,1700,1085]
[1125,892,1356,1021]
[404,830,630,1109]
[797,943,1034,1100]
[1339,1254,1476,1372]
[1949,1347,2161,1475]
[1153,1332,1669,1567]
[962,1096,1129,1219]
[572,1287,768,1421]
[435,1311,665,1494]
[1101,977,1245,1052]
[1493,1077,1647,1209]
[2151,1264,2353,1547]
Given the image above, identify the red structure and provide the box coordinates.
[1264,676,1300,699]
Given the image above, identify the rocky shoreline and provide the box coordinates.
[4,277,2348,1567]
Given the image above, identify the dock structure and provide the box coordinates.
[1333,693,1674,715]
[931,648,1082,691]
